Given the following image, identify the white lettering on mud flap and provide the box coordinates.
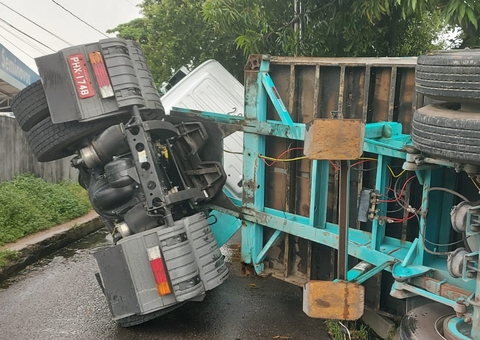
[67,53,95,99]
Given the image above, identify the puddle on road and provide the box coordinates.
[0,229,112,289]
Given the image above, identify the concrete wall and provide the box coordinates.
[0,116,77,183]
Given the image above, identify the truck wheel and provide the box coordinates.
[11,80,50,132]
[411,103,480,164]
[399,303,453,340]
[116,303,185,328]
[416,49,480,103]
[26,116,126,162]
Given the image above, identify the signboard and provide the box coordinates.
[0,43,39,90]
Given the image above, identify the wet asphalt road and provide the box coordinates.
[0,230,329,340]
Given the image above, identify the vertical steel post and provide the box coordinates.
[309,160,330,229]
[337,160,350,280]
[416,169,432,266]
[241,57,268,273]
[372,155,389,250]
[472,266,480,338]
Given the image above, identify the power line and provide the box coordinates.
[0,1,73,46]
[0,22,49,55]
[124,0,137,7]
[51,0,109,38]
[0,32,34,59]
[0,18,55,52]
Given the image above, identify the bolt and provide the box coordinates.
[467,272,476,279]
[464,315,472,323]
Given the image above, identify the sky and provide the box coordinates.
[0,0,143,72]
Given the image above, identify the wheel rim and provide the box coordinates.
[441,316,473,340]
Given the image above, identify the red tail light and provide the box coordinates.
[147,246,171,296]
[89,51,114,98]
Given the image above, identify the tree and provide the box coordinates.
[108,0,245,83]
[203,0,476,57]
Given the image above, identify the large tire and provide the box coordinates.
[416,49,480,102]
[10,80,50,132]
[27,116,126,162]
[412,103,480,164]
[399,303,453,340]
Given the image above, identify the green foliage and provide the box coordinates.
[0,250,19,268]
[325,320,376,340]
[0,174,91,246]
[204,0,452,58]
[108,0,245,83]
[108,0,480,83]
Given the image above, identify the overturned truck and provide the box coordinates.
[12,39,480,339]
[12,39,230,327]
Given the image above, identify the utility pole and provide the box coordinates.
[293,0,303,56]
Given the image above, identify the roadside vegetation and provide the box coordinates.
[0,174,91,246]
[325,320,377,340]
[0,250,19,268]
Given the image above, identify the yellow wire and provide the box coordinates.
[471,177,480,192]
[358,157,405,178]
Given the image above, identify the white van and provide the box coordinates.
[161,60,244,200]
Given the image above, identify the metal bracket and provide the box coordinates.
[463,252,479,282]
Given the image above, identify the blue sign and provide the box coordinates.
[0,43,39,90]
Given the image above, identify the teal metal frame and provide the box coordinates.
[171,57,480,339]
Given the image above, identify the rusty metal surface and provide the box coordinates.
[303,280,365,320]
[270,55,417,66]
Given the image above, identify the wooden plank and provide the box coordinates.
[303,280,365,320]
[387,66,397,122]
[337,66,346,118]
[304,119,365,160]
[362,66,371,122]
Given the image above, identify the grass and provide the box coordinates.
[325,320,376,340]
[0,173,91,246]
[0,250,19,267]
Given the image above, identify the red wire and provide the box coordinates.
[350,159,375,168]
[329,161,340,171]
[378,175,417,203]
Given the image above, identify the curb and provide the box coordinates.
[0,211,103,282]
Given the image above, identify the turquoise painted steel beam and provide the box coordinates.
[241,61,267,273]
[209,210,242,247]
[256,229,283,263]
[364,122,403,138]
[309,160,330,229]
[391,281,460,310]
[363,139,407,159]
[417,169,432,265]
[401,238,420,267]
[372,155,389,250]
[171,107,413,160]
[261,72,294,126]
[354,261,392,285]
[239,208,422,270]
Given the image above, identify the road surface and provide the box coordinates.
[0,229,329,340]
